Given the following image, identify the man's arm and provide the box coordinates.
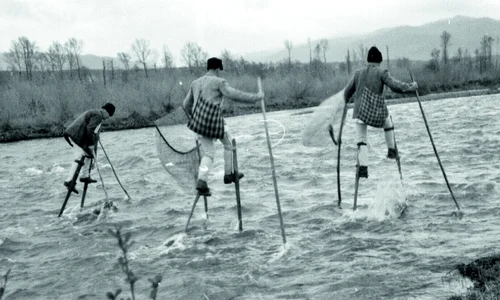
[219,80,261,104]
[86,112,102,145]
[382,70,417,94]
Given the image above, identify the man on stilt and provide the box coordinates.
[183,57,264,195]
[62,103,116,193]
[344,46,418,179]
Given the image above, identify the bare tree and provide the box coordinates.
[480,35,494,72]
[386,45,390,70]
[314,43,321,61]
[117,52,131,70]
[18,36,37,80]
[284,39,293,69]
[181,42,207,73]
[351,49,358,65]
[474,48,481,72]
[48,41,66,79]
[4,40,23,78]
[65,42,76,78]
[358,44,367,63]
[308,38,312,66]
[34,51,50,77]
[180,43,193,71]
[454,47,463,63]
[132,38,152,77]
[346,49,351,75]
[319,39,329,63]
[427,48,441,72]
[221,49,237,74]
[441,31,451,65]
[66,38,84,80]
[162,45,174,69]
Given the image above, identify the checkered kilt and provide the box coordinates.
[357,87,388,128]
[187,97,225,139]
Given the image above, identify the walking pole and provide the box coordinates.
[98,140,131,200]
[328,102,349,208]
[258,77,287,245]
[232,139,243,231]
[409,70,461,214]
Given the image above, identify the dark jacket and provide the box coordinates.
[63,109,104,148]
[344,63,414,119]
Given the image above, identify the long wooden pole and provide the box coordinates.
[335,103,349,208]
[409,70,461,212]
[232,139,243,231]
[258,77,286,245]
[98,140,131,200]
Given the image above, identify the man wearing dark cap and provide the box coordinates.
[344,46,418,179]
[62,103,115,192]
[183,57,264,195]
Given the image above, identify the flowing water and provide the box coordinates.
[1,95,499,300]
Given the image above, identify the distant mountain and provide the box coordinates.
[244,15,500,63]
[1,15,499,70]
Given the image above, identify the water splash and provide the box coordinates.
[24,167,43,176]
[367,176,407,220]
[50,165,65,173]
[268,242,290,264]
[160,233,187,255]
[340,175,407,222]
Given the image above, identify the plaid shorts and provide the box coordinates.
[357,87,388,128]
[187,97,225,139]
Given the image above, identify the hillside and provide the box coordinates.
[1,15,499,70]
[245,15,500,63]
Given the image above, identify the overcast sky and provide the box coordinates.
[2,0,500,65]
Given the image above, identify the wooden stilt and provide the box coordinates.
[232,139,243,231]
[59,155,85,217]
[80,182,89,208]
[353,166,360,211]
[80,158,93,208]
[194,139,209,219]
[185,193,201,232]
[390,117,408,216]
[391,117,404,184]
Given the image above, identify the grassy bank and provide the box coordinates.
[448,255,500,299]
[1,63,499,143]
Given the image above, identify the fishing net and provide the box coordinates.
[154,106,199,193]
[302,89,347,147]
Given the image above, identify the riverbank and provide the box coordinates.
[448,255,500,299]
[1,87,499,144]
